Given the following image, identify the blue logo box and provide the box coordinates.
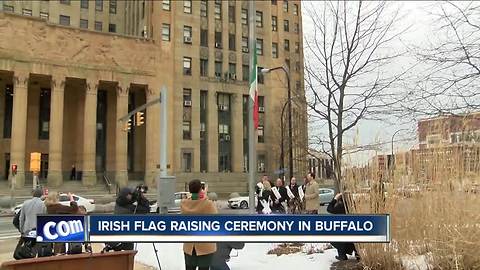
[36,215,87,242]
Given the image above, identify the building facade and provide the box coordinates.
[0,0,308,194]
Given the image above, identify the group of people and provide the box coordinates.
[14,188,87,259]
[255,172,320,215]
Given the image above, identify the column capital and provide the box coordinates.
[116,81,130,97]
[51,75,66,91]
[13,72,29,90]
[85,79,98,94]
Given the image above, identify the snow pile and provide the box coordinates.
[135,243,339,270]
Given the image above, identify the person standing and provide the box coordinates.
[257,180,273,214]
[19,188,46,237]
[181,179,218,270]
[287,177,301,214]
[327,193,359,261]
[271,178,288,214]
[70,164,76,180]
[44,192,79,254]
[304,172,319,214]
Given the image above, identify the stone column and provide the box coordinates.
[9,72,29,188]
[115,82,129,188]
[47,76,65,187]
[144,86,160,187]
[82,80,97,186]
[231,94,243,172]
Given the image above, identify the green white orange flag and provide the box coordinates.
[249,49,259,129]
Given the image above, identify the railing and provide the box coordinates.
[103,172,112,194]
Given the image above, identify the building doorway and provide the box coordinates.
[4,153,10,180]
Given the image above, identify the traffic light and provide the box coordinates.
[136,111,145,126]
[123,118,132,132]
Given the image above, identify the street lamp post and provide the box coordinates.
[391,128,409,169]
[261,66,293,181]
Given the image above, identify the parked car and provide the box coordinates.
[319,188,335,205]
[149,191,190,213]
[12,193,95,214]
[228,196,257,209]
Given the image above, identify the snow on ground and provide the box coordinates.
[135,243,339,270]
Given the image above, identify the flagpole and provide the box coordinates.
[248,0,256,214]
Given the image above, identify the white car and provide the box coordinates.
[149,192,190,213]
[228,196,257,209]
[13,193,96,214]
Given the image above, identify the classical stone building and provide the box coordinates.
[0,0,308,194]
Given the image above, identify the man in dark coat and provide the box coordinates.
[271,178,288,213]
[104,188,136,252]
[211,242,245,270]
[327,193,359,261]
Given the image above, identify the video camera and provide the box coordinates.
[132,184,148,202]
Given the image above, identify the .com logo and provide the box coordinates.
[37,220,84,242]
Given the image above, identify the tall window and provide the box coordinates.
[283,0,288,12]
[184,0,192,14]
[182,152,192,172]
[59,15,70,26]
[272,16,278,31]
[162,24,170,41]
[272,42,278,58]
[109,0,117,14]
[162,0,170,11]
[215,61,223,78]
[95,0,103,11]
[3,85,13,138]
[215,31,222,48]
[38,89,51,140]
[214,2,222,20]
[184,26,192,43]
[200,59,208,77]
[200,0,207,17]
[201,29,208,47]
[242,65,249,81]
[241,9,248,25]
[257,67,265,84]
[242,37,249,53]
[285,59,290,70]
[218,93,232,172]
[284,39,290,51]
[81,0,88,9]
[256,39,264,55]
[258,96,265,143]
[228,5,235,23]
[200,91,208,172]
[228,63,236,80]
[284,20,289,32]
[294,23,299,33]
[95,21,102,31]
[229,34,236,51]
[256,11,263,27]
[293,4,298,15]
[295,42,300,53]
[258,154,266,172]
[108,23,116,33]
[183,57,192,75]
[183,89,192,140]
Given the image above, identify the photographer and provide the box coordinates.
[114,187,136,214]
[132,184,150,214]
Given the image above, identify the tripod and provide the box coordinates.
[133,202,162,270]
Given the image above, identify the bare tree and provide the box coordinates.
[407,1,480,115]
[304,1,407,192]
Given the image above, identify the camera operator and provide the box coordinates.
[132,184,150,214]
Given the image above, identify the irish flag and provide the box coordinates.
[249,49,259,129]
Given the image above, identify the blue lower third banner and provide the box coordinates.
[36,215,87,242]
[88,215,390,243]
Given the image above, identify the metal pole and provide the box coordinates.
[285,67,294,182]
[10,175,15,208]
[248,0,256,214]
[160,89,167,178]
[280,103,286,179]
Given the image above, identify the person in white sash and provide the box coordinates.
[270,178,288,213]
[286,177,301,214]
[257,179,273,214]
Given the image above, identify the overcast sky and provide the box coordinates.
[301,1,445,164]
